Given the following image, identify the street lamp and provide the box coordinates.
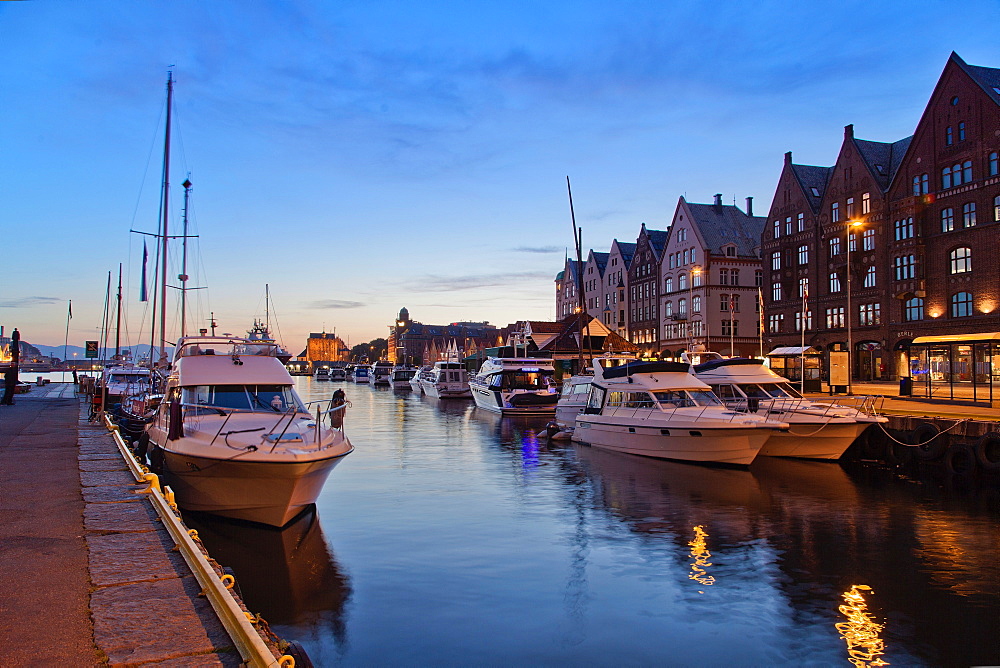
[689,266,701,351]
[845,220,863,394]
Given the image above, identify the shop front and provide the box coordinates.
[907,333,1000,406]
[766,346,823,392]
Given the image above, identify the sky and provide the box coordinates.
[3,1,999,353]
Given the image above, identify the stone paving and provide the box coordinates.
[1,383,241,666]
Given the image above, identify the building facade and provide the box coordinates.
[627,223,669,355]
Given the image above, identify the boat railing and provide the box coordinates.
[723,396,807,416]
[810,394,884,418]
[174,401,342,449]
[607,402,748,424]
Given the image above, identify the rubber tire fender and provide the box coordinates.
[974,432,1000,471]
[944,443,977,475]
[859,425,886,460]
[148,444,164,474]
[885,438,914,466]
[135,432,150,461]
[911,423,947,461]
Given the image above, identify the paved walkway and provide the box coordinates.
[0,383,240,666]
[807,381,1000,422]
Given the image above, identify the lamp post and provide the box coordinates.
[845,220,863,394]
[395,319,406,365]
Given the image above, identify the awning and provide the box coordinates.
[767,346,820,356]
[912,332,1000,344]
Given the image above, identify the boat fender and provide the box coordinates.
[859,426,885,459]
[973,432,1000,471]
[885,438,914,466]
[910,423,946,461]
[944,443,977,476]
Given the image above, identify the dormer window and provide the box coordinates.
[725,245,736,257]
[810,187,820,197]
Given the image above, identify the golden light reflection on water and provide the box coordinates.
[836,585,889,667]
[688,525,715,590]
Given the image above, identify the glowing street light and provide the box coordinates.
[689,266,701,350]
[845,220,864,394]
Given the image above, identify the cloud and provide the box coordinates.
[414,271,553,292]
[0,297,62,308]
[511,245,561,254]
[306,299,366,309]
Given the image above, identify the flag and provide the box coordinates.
[68,300,72,320]
[140,241,148,302]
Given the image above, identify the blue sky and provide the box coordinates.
[3,1,998,352]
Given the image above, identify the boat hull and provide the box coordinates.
[573,417,770,466]
[758,420,869,460]
[422,382,472,399]
[470,384,558,414]
[160,449,351,527]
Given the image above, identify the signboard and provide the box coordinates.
[85,341,99,359]
[829,351,849,386]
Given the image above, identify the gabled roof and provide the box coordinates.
[647,229,669,258]
[613,240,637,265]
[589,251,610,274]
[854,135,913,191]
[952,51,1000,106]
[790,161,833,214]
[526,314,639,354]
[685,201,765,259]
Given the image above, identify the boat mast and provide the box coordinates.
[179,178,191,337]
[566,176,591,370]
[158,71,173,364]
[114,264,122,359]
[265,284,270,332]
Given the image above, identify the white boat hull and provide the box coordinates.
[470,384,558,414]
[758,420,869,460]
[422,382,472,399]
[159,448,351,526]
[573,416,770,466]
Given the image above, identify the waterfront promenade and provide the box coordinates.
[0,383,239,666]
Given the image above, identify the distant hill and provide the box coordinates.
[31,343,173,362]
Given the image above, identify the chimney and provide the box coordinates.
[745,196,753,216]
[714,193,723,208]
[844,124,854,139]
[784,151,792,165]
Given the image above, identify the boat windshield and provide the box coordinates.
[652,390,722,407]
[495,370,554,390]
[182,384,304,413]
[742,383,798,399]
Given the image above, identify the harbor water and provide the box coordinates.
[182,378,999,667]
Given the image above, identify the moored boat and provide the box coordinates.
[420,361,472,399]
[573,359,787,466]
[350,365,370,384]
[389,365,415,389]
[314,366,331,381]
[142,336,353,526]
[370,360,393,386]
[469,357,559,414]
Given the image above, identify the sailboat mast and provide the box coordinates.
[180,178,191,337]
[158,71,173,363]
[115,264,122,359]
[265,284,270,331]
[566,176,590,370]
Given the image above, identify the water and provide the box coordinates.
[185,379,1000,667]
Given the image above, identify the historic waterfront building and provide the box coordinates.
[582,250,610,322]
[554,258,582,319]
[389,307,499,365]
[763,52,1000,381]
[660,195,765,358]
[602,239,635,336]
[627,223,669,354]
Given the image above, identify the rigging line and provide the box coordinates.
[129,103,166,230]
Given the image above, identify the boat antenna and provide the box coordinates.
[265,283,270,331]
[179,178,191,337]
[566,176,592,371]
[115,263,122,360]
[157,70,173,365]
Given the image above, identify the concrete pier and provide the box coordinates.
[0,384,240,666]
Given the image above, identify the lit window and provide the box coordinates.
[958,122,966,142]
[846,197,855,219]
[797,245,809,265]
[994,195,1000,222]
[829,237,841,257]
[797,213,805,232]
[862,229,875,251]
[904,297,924,322]
[692,271,702,287]
[894,255,916,281]
[863,266,876,288]
[990,152,999,177]
[941,207,955,232]
[772,283,782,302]
[665,276,673,293]
[798,277,809,298]
[825,307,845,328]
[768,314,784,333]
[679,273,687,291]
[862,193,870,215]
[832,202,840,223]
[950,247,972,274]
[785,216,793,236]
[963,202,977,228]
[859,303,881,326]
[829,272,841,293]
[795,311,813,331]
[951,292,973,318]
[946,126,953,145]
[771,252,781,271]
[773,220,781,239]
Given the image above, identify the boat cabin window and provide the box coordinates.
[561,379,592,396]
[712,384,744,401]
[607,391,656,409]
[182,384,302,413]
[585,386,606,413]
[652,390,722,407]
[743,383,797,399]
[493,370,553,390]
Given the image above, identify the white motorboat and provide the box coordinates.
[408,366,428,393]
[314,366,331,381]
[351,365,370,383]
[329,366,347,381]
[693,356,887,460]
[142,336,353,527]
[420,361,472,399]
[102,364,153,404]
[389,366,415,389]
[469,357,559,414]
[573,359,788,466]
[370,360,393,386]
[552,354,640,435]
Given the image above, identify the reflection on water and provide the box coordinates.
[836,585,889,668]
[203,378,999,666]
[182,508,351,648]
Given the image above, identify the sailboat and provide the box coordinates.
[138,73,353,526]
[246,285,292,364]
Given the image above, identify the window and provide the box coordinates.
[720,268,729,285]
[755,270,763,287]
[721,320,739,337]
[785,216,793,236]
[678,273,687,291]
[683,249,689,265]
[894,217,914,241]
[726,245,736,257]
[731,269,740,286]
[963,202,977,227]
[920,173,929,194]
[773,220,781,239]
[772,283,782,302]
[829,237,841,257]
[795,311,813,331]
[904,297,924,322]
[848,231,857,253]
[664,276,673,293]
[678,298,687,318]
[894,255,916,281]
[859,303,881,326]
[692,271,702,287]
[692,295,701,313]
[995,195,1000,222]
[810,187,820,197]
[862,229,875,251]
[863,266,876,288]
[797,213,805,232]
[990,152,999,177]
[690,248,697,264]
[958,122,966,142]
[669,254,675,269]
[798,277,809,298]
[943,166,952,189]
[946,126,953,145]
[665,301,673,317]
[862,193,870,215]
[832,202,840,223]
[912,175,921,196]
[768,314,784,334]
[951,292,973,318]
[720,294,729,312]
[731,294,740,312]
[846,197,855,219]
[963,160,973,183]
[950,247,972,274]
[941,207,955,232]
[771,252,781,271]
[825,307,845,328]
[797,245,809,265]
[829,272,842,293]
